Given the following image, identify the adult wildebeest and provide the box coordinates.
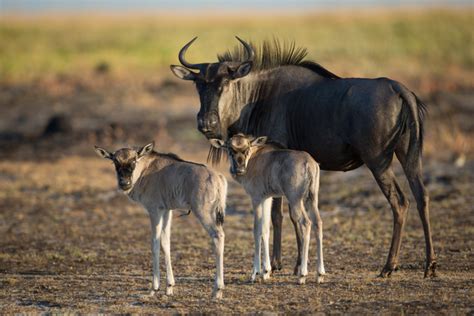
[94,142,227,298]
[170,37,436,278]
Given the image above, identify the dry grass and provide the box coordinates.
[1,9,473,92]
[0,155,472,313]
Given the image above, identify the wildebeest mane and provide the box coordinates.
[218,38,340,79]
[151,151,206,167]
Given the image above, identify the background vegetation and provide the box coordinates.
[1,9,472,90]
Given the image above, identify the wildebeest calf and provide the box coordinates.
[95,142,227,299]
[210,133,325,284]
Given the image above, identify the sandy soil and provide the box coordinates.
[0,76,473,313]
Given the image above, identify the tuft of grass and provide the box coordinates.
[0,9,472,84]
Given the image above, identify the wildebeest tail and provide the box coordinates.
[397,85,427,174]
[215,174,227,225]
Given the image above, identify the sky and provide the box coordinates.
[1,0,471,13]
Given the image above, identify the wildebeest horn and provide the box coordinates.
[178,37,201,70]
[235,36,255,62]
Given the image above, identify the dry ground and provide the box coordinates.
[0,75,473,313]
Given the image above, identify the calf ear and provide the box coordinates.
[229,61,252,79]
[209,138,225,149]
[138,141,154,158]
[170,65,197,81]
[251,136,267,147]
[94,146,113,160]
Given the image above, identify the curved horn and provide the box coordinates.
[178,37,200,69]
[235,36,255,62]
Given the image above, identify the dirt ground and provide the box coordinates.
[0,76,473,313]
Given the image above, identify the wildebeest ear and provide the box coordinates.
[138,141,154,158]
[229,61,252,79]
[170,65,197,81]
[94,146,113,160]
[209,139,225,149]
[251,136,267,147]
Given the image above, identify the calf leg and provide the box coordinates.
[161,210,175,295]
[289,205,304,276]
[289,199,311,285]
[369,166,409,277]
[251,199,264,282]
[306,199,325,283]
[149,210,164,295]
[271,197,283,271]
[261,198,273,280]
[193,207,225,299]
[211,225,225,299]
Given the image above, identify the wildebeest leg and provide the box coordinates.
[370,167,409,277]
[261,198,273,280]
[161,210,175,295]
[251,199,264,282]
[149,210,164,295]
[271,197,283,271]
[288,199,311,285]
[305,177,325,283]
[396,149,437,277]
[193,206,225,299]
[210,225,225,299]
[289,205,303,275]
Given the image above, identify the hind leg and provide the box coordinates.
[288,199,311,284]
[396,148,437,277]
[305,192,325,282]
[271,197,283,271]
[369,166,409,277]
[289,205,304,276]
[192,206,225,299]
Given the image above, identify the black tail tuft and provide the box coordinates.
[414,94,428,151]
[216,208,225,226]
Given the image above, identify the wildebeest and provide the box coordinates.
[210,133,325,284]
[94,142,228,298]
[170,37,436,278]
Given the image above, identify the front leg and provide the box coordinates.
[261,198,273,280]
[251,199,264,282]
[161,210,175,295]
[149,210,164,295]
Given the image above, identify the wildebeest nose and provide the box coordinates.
[120,179,131,186]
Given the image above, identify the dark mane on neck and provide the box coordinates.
[217,38,340,79]
[151,151,205,167]
[264,140,286,149]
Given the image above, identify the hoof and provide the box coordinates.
[250,272,258,283]
[316,275,325,284]
[293,265,301,276]
[424,260,437,278]
[212,289,223,300]
[378,264,396,278]
[149,289,158,296]
[166,286,174,296]
[271,260,282,271]
[298,276,306,285]
[262,271,271,281]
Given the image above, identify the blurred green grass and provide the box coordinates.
[0,9,472,82]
